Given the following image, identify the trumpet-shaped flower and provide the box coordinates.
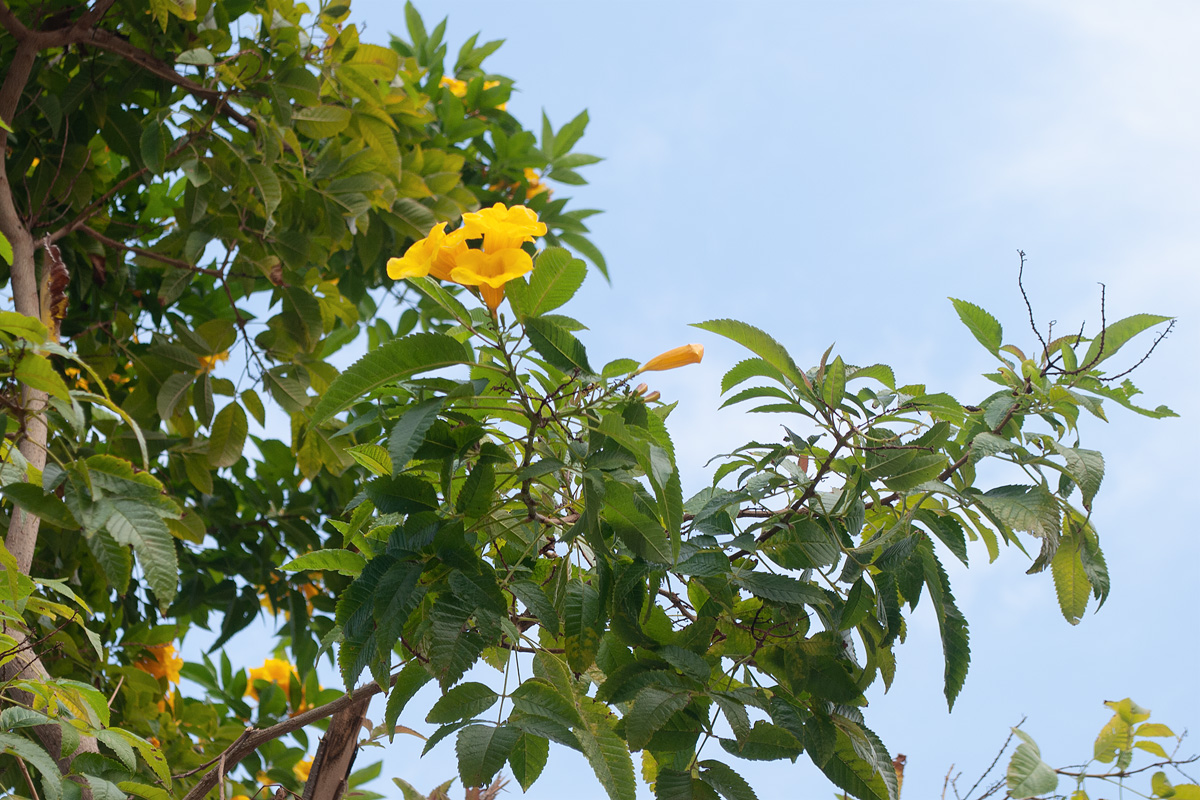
[135,644,183,684]
[294,758,313,782]
[245,657,298,700]
[461,202,547,252]
[386,222,467,282]
[450,248,535,312]
[637,344,705,374]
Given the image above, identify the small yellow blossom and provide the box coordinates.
[245,657,298,701]
[134,644,183,684]
[523,168,550,199]
[197,351,229,374]
[439,75,467,98]
[636,344,704,374]
[63,367,90,391]
[294,758,313,782]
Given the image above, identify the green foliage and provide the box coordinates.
[0,0,1180,799]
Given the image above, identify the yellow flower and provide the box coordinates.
[245,657,298,700]
[523,168,550,199]
[197,351,229,374]
[439,75,467,98]
[63,366,90,391]
[134,644,183,684]
[461,202,547,253]
[386,222,467,282]
[294,758,313,782]
[637,344,705,374]
[449,248,535,312]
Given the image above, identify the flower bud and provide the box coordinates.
[636,343,704,374]
[633,383,648,395]
[643,391,661,403]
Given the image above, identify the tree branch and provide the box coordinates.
[179,677,396,800]
[77,224,222,276]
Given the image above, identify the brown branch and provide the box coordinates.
[1054,753,1200,780]
[77,224,222,276]
[76,0,117,29]
[0,0,30,39]
[179,675,398,800]
[1016,250,1049,359]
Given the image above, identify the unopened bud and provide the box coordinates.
[633,383,648,395]
[636,343,704,374]
[643,391,661,403]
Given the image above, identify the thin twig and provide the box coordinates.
[1017,250,1049,359]
[15,755,40,800]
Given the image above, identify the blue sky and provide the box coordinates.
[201,2,1200,798]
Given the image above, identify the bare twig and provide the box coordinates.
[1102,318,1175,382]
[77,224,222,276]
[1017,250,1049,359]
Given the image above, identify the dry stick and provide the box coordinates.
[77,224,222,276]
[1017,250,1049,359]
[178,677,395,800]
[16,755,41,800]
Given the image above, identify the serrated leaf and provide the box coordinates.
[105,498,177,608]
[949,298,1003,355]
[718,721,802,762]
[564,580,602,672]
[510,678,581,728]
[14,354,70,402]
[0,731,63,800]
[525,316,593,374]
[427,682,499,724]
[347,444,393,477]
[207,402,247,468]
[978,484,1060,539]
[510,580,560,636]
[509,247,587,319]
[1007,728,1058,799]
[311,333,469,423]
[429,595,486,689]
[1051,531,1090,625]
[816,722,896,800]
[156,373,194,421]
[605,480,671,564]
[699,759,759,800]
[508,731,549,791]
[692,319,808,390]
[388,398,443,472]
[627,687,691,750]
[281,549,366,576]
[1,483,78,528]
[1080,313,1172,370]
[385,661,433,739]
[823,355,846,407]
[734,571,828,607]
[1052,442,1104,511]
[456,724,519,788]
[576,697,637,800]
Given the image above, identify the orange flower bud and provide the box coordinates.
[637,344,704,374]
[643,391,661,403]
[633,383,648,395]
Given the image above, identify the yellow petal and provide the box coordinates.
[386,223,448,280]
[450,248,534,289]
[637,344,704,373]
[461,202,547,252]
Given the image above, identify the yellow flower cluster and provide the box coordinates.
[197,351,229,374]
[245,657,298,701]
[439,76,506,110]
[63,367,89,391]
[387,203,546,313]
[134,643,183,684]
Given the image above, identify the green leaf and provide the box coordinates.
[564,580,602,672]
[207,402,247,468]
[427,682,499,724]
[510,581,561,636]
[699,760,759,800]
[604,480,671,564]
[14,353,70,402]
[389,398,443,472]
[0,310,47,342]
[823,355,846,408]
[311,333,469,424]
[1051,531,1090,625]
[0,731,63,800]
[385,661,433,740]
[1052,442,1104,511]
[575,697,637,800]
[429,595,486,688]
[508,732,549,791]
[1080,313,1172,370]
[293,105,353,137]
[816,722,896,800]
[656,770,719,800]
[281,549,366,577]
[105,499,177,608]
[525,316,593,375]
[247,162,282,224]
[365,474,439,514]
[949,298,1003,355]
[347,444,393,477]
[734,571,828,607]
[1007,728,1058,799]
[718,721,802,762]
[139,123,169,175]
[508,247,587,319]
[626,686,690,750]
[456,724,520,788]
[509,678,581,729]
[456,462,495,518]
[977,484,1060,539]
[554,109,590,155]
[156,373,194,421]
[1,483,78,528]
[0,232,11,265]
[692,319,808,390]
